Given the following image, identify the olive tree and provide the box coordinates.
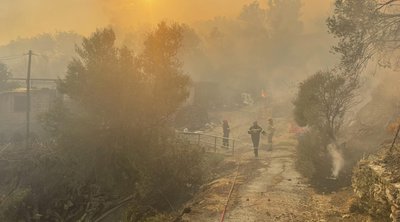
[293,70,358,188]
[294,70,357,141]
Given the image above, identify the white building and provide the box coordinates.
[0,88,57,141]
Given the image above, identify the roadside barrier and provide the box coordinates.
[177,131,238,155]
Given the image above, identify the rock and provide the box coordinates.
[353,159,394,219]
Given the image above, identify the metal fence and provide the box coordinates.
[177,131,237,155]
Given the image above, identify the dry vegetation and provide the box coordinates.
[0,23,220,222]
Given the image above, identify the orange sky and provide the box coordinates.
[0,0,333,45]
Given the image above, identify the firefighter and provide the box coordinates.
[222,120,230,148]
[267,118,275,151]
[248,121,265,157]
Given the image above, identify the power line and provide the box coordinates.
[0,55,24,61]
[9,77,57,82]
[0,54,25,59]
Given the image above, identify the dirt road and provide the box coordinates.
[224,140,316,221]
[182,109,321,221]
[181,106,365,222]
[223,115,319,222]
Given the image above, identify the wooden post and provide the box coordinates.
[26,50,32,149]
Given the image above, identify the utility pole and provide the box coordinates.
[26,50,32,149]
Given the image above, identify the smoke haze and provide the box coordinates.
[0,0,341,115]
[1,0,333,45]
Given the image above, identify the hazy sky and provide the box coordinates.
[0,0,333,45]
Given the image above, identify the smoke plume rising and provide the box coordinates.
[327,143,344,178]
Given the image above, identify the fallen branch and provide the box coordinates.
[389,124,400,153]
[93,195,135,222]
[158,189,175,211]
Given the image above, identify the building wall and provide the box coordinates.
[0,89,56,140]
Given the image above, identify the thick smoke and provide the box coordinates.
[0,0,106,45]
[176,1,337,107]
[0,0,337,105]
[0,32,82,79]
[327,143,344,178]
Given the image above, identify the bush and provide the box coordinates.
[295,130,330,180]
[0,137,207,221]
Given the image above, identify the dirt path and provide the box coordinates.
[225,145,316,221]
[182,111,322,221]
[180,106,366,222]
[220,114,321,222]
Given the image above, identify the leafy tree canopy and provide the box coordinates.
[294,70,357,141]
[58,22,190,130]
[22,23,202,221]
[328,0,400,74]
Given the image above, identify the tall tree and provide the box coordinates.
[294,70,357,141]
[58,28,143,128]
[30,24,201,221]
[293,70,358,186]
[140,22,191,125]
[267,0,303,38]
[328,0,400,74]
[55,23,191,199]
[239,1,267,26]
[59,23,190,129]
